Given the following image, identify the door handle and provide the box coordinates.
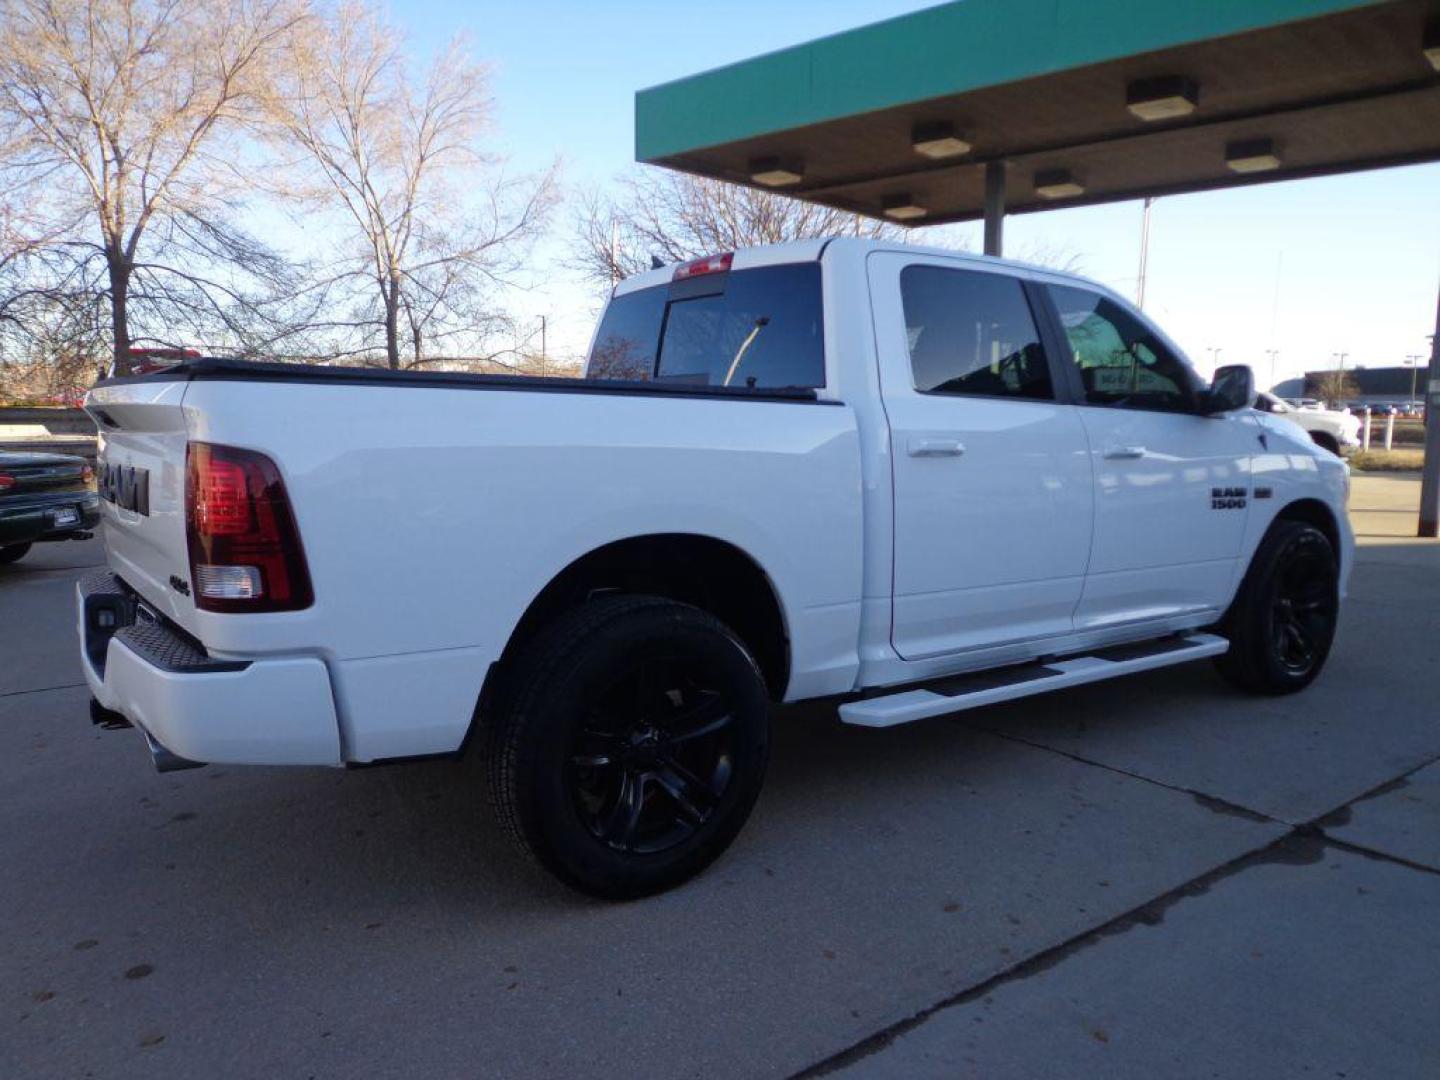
[907,438,966,458]
[1103,445,1147,460]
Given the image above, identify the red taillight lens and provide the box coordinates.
[0,474,14,490]
[185,442,313,612]
[672,252,733,280]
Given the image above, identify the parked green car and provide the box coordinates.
[0,451,100,564]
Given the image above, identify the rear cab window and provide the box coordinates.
[587,263,825,389]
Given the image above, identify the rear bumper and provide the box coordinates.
[77,570,342,767]
[0,493,100,545]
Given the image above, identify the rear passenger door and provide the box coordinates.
[868,254,1094,660]
[1039,283,1253,629]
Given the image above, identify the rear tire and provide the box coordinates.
[1214,520,1338,695]
[0,543,32,565]
[486,595,771,899]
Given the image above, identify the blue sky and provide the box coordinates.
[401,0,1440,385]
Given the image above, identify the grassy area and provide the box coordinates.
[1349,448,1426,472]
[1378,419,1426,446]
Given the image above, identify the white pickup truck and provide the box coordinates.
[1254,391,1361,456]
[79,238,1352,898]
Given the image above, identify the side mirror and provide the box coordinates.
[1200,364,1256,415]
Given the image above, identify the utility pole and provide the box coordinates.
[1406,354,1423,405]
[1136,197,1154,309]
[1265,348,1280,392]
[540,315,547,375]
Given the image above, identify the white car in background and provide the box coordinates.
[1255,392,1360,456]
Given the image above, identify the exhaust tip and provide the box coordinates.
[139,727,206,773]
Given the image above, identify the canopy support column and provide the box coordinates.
[1419,279,1440,537]
[983,161,1006,257]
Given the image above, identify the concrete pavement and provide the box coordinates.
[2,475,1437,1079]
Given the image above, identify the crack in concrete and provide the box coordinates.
[792,831,1325,1079]
[0,681,85,700]
[966,723,1282,825]
[793,737,1440,1078]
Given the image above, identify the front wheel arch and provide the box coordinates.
[1215,518,1339,694]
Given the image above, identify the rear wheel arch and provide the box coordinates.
[487,533,792,707]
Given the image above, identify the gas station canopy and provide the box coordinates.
[635,0,1440,226]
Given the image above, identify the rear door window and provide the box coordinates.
[899,265,1053,400]
[587,264,825,389]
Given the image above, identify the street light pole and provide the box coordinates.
[1265,348,1279,392]
[1136,197,1154,309]
[1406,354,1422,405]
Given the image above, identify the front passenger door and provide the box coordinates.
[1043,283,1254,630]
[871,255,1094,660]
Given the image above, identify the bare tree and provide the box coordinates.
[573,168,903,286]
[0,0,311,375]
[273,3,556,370]
[569,167,1093,289]
[1313,368,1360,409]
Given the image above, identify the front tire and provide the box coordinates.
[1215,520,1339,695]
[0,543,32,565]
[487,595,771,899]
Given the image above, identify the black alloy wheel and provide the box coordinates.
[1215,520,1339,694]
[567,656,739,855]
[1270,543,1338,677]
[488,595,770,899]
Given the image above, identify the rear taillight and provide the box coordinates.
[185,442,312,612]
[0,474,14,490]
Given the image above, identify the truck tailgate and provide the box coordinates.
[86,379,199,635]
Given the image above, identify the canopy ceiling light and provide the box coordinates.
[882,194,927,220]
[1425,21,1440,71]
[748,157,804,187]
[1126,75,1200,121]
[1225,137,1282,173]
[1033,169,1085,199]
[911,121,971,159]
